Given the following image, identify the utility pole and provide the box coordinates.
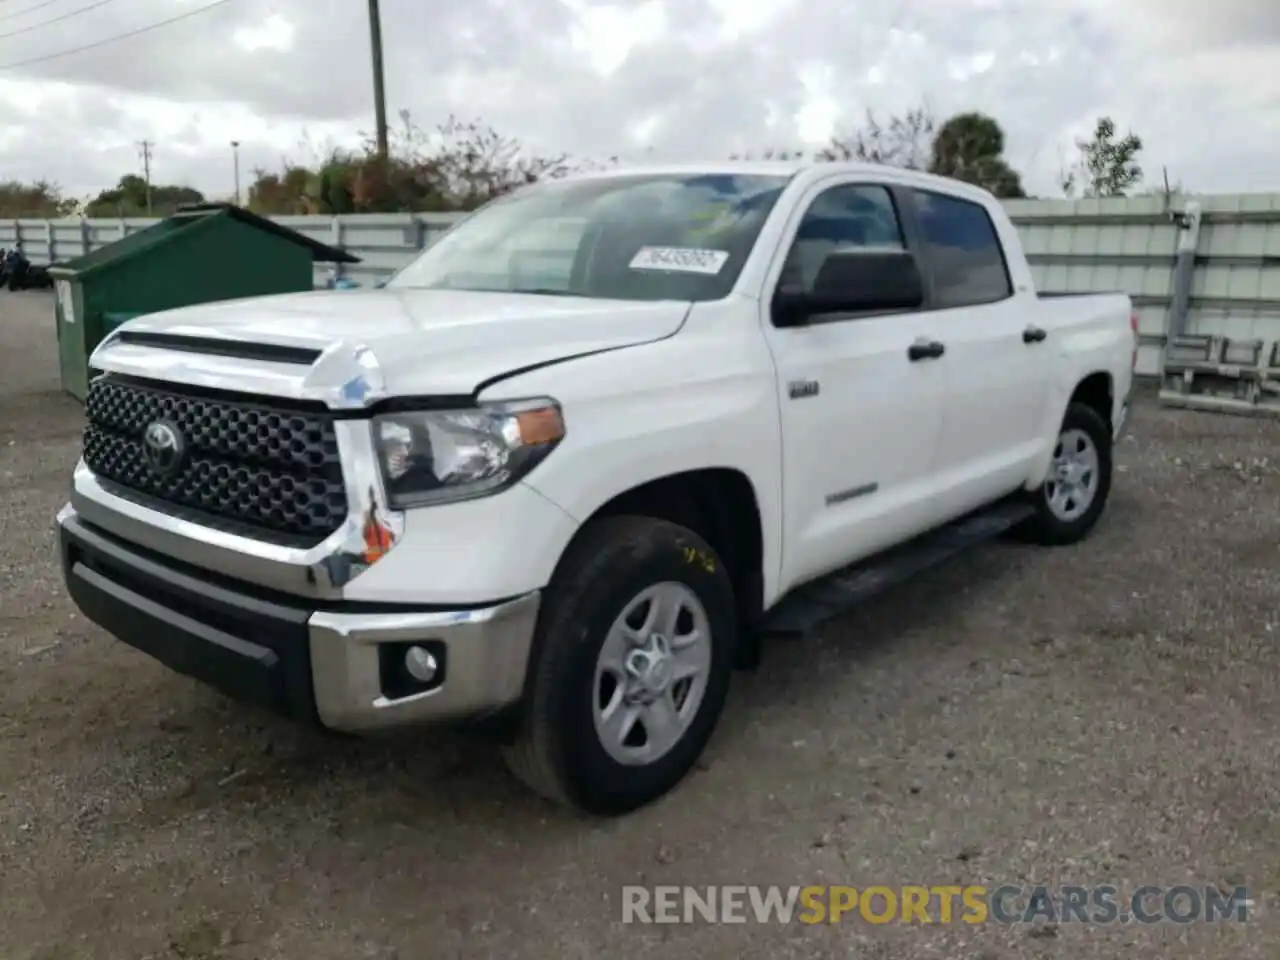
[138,140,153,215]
[231,141,241,206]
[366,0,388,162]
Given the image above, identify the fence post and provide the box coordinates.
[1166,200,1202,343]
[330,216,344,284]
[80,217,91,257]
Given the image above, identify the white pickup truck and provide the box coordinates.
[57,162,1136,814]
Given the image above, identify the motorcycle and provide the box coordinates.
[2,249,52,290]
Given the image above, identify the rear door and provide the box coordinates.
[903,188,1050,513]
[759,177,948,595]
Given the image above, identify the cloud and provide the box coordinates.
[0,0,1277,199]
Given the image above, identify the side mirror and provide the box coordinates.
[772,249,924,327]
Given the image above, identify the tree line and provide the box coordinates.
[0,106,1151,219]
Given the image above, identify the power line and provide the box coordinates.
[0,0,234,71]
[0,0,120,41]
[0,0,63,25]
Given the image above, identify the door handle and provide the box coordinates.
[1023,326,1047,343]
[908,339,945,361]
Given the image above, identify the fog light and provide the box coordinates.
[378,640,446,700]
[404,645,438,683]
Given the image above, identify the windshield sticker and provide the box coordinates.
[630,246,730,275]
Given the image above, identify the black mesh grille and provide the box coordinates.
[82,376,348,545]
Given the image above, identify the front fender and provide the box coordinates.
[482,302,785,603]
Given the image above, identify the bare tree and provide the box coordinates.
[726,147,817,162]
[820,105,937,169]
[244,110,595,214]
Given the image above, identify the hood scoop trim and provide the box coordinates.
[111,331,323,366]
[91,334,388,412]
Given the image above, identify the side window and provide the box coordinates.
[910,190,1012,308]
[778,184,905,295]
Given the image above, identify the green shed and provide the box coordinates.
[50,203,360,400]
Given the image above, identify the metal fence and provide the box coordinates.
[5,195,1280,386]
[0,213,461,290]
[1003,195,1280,410]
[1004,194,1280,383]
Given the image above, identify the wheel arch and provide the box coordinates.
[554,467,766,670]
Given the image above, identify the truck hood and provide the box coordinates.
[103,288,692,397]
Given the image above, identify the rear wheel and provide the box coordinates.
[502,516,735,815]
[1018,401,1113,546]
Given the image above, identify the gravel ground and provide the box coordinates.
[1,290,1278,959]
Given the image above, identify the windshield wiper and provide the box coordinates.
[506,287,589,297]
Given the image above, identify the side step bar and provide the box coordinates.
[758,497,1036,637]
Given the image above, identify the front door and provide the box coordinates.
[759,179,948,596]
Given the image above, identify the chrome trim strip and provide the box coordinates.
[87,340,311,400]
[308,592,541,731]
[89,337,389,411]
[305,342,389,409]
[68,419,404,599]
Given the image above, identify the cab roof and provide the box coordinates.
[556,160,998,205]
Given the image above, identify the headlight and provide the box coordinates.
[372,398,565,508]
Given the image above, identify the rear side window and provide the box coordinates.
[910,190,1012,308]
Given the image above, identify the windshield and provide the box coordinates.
[385,172,791,302]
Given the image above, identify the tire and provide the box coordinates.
[1018,401,1113,546]
[501,515,736,815]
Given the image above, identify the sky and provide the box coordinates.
[0,0,1278,202]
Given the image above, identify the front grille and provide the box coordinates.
[82,376,348,546]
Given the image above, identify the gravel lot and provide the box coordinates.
[1,290,1278,959]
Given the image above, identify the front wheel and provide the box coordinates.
[1018,401,1113,546]
[501,516,736,815]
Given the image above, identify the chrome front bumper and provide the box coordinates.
[308,593,540,731]
[58,503,540,732]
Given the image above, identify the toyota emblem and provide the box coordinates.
[142,420,186,477]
